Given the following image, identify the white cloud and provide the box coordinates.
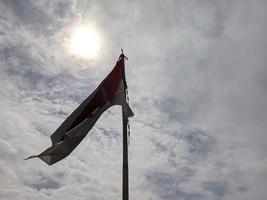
[0,0,267,199]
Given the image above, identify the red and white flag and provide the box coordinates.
[26,54,134,165]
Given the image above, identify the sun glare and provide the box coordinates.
[69,25,100,59]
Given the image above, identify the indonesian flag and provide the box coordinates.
[26,54,134,165]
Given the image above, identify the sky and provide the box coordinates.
[0,0,267,199]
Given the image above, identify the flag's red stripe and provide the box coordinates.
[67,60,124,131]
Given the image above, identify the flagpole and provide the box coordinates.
[122,111,129,200]
[121,49,129,200]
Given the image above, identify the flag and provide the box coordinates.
[26,54,134,165]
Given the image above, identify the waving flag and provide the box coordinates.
[26,54,134,165]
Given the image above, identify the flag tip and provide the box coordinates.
[24,155,38,160]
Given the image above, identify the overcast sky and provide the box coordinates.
[0,0,267,199]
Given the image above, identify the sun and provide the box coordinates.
[69,25,100,59]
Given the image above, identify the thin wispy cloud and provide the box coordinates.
[0,0,267,199]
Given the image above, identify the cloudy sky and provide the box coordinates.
[1,0,267,199]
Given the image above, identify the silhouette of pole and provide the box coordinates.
[121,49,129,200]
[122,111,129,200]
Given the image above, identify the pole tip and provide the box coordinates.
[120,49,128,60]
